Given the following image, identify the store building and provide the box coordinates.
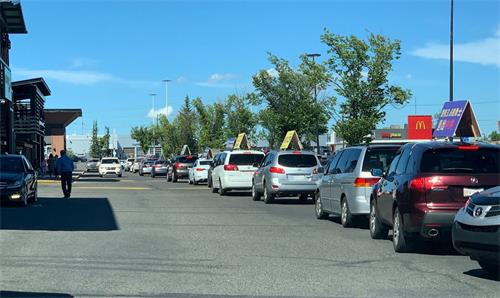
[0,1,27,153]
[45,109,82,157]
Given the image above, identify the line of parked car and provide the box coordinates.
[122,141,499,275]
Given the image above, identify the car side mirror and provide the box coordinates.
[252,162,260,168]
[371,168,384,178]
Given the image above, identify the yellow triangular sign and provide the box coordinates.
[180,145,191,155]
[233,133,250,150]
[280,130,303,150]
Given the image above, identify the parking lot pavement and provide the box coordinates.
[0,172,498,297]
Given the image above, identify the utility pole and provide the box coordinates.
[150,93,157,155]
[449,0,454,102]
[306,53,321,154]
[163,79,171,119]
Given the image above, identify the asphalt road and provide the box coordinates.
[0,172,498,297]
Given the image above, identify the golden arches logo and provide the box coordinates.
[415,120,426,130]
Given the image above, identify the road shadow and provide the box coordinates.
[0,197,119,231]
[0,291,73,297]
[223,191,252,197]
[77,177,120,183]
[270,198,314,205]
[463,268,500,281]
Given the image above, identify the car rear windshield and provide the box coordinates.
[199,161,211,166]
[0,157,24,172]
[362,148,399,172]
[421,147,500,174]
[177,156,198,163]
[229,153,264,165]
[278,154,318,168]
[101,159,119,164]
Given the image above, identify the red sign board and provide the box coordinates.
[408,115,432,140]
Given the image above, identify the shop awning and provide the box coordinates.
[0,1,27,34]
[45,109,82,127]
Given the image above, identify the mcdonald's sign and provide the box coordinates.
[408,115,432,140]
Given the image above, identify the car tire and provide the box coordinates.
[315,191,328,219]
[193,179,198,185]
[189,178,193,184]
[263,183,274,204]
[370,199,389,239]
[21,187,28,207]
[167,173,172,182]
[172,173,178,183]
[478,261,499,276]
[341,197,354,228]
[118,174,122,178]
[251,182,261,201]
[211,177,218,193]
[218,179,226,196]
[139,171,143,176]
[207,175,212,188]
[393,207,413,253]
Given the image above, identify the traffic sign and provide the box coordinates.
[408,115,432,140]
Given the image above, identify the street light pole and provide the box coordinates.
[163,79,171,119]
[150,93,157,155]
[306,53,321,154]
[449,0,454,102]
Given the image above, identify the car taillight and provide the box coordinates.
[353,177,380,187]
[196,168,204,171]
[292,151,301,154]
[312,168,318,174]
[224,164,239,171]
[409,176,447,192]
[175,162,182,169]
[458,145,479,151]
[269,167,285,174]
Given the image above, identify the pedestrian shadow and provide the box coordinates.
[0,197,119,231]
[0,291,73,297]
[463,268,500,281]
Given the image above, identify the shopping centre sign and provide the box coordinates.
[433,100,480,138]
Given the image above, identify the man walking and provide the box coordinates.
[56,150,74,198]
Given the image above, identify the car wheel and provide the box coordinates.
[478,261,499,276]
[211,177,218,193]
[118,174,122,177]
[139,171,143,176]
[193,179,198,185]
[207,176,212,188]
[299,194,308,202]
[369,199,389,239]
[315,191,328,219]
[251,182,261,201]
[167,173,172,182]
[172,172,178,183]
[341,197,354,228]
[189,177,193,184]
[263,183,274,204]
[218,179,226,196]
[21,187,28,207]
[393,207,413,253]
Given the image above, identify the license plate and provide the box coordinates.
[463,188,483,197]
[288,175,307,181]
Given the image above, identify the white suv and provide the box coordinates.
[210,150,265,195]
[99,157,123,177]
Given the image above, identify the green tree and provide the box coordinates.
[99,126,111,157]
[321,29,411,145]
[174,96,198,153]
[89,121,101,158]
[224,94,258,141]
[131,126,153,154]
[157,115,179,158]
[193,98,226,150]
[489,130,500,142]
[252,53,334,148]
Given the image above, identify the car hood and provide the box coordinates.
[471,186,500,206]
[0,172,24,183]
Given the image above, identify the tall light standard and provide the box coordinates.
[449,0,454,102]
[162,79,171,119]
[150,92,157,155]
[306,53,321,154]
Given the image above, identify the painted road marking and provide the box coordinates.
[73,186,151,190]
[167,188,207,190]
[38,180,60,184]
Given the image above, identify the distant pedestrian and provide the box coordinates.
[47,154,55,178]
[56,150,74,199]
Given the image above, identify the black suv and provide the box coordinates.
[370,142,500,252]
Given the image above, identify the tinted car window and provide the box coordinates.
[395,147,411,175]
[420,147,500,174]
[327,151,343,175]
[0,157,25,172]
[340,149,362,173]
[101,159,119,164]
[229,154,264,165]
[387,152,401,177]
[278,154,318,168]
[200,161,211,166]
[362,148,398,173]
[177,156,198,163]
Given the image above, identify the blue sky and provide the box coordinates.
[10,0,500,136]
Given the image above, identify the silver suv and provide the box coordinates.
[252,150,322,204]
[315,145,400,227]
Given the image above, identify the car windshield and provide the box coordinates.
[229,153,264,165]
[101,159,119,164]
[362,148,399,172]
[421,147,500,174]
[199,160,211,166]
[0,157,24,172]
[278,154,318,168]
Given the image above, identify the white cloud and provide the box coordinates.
[406,73,412,80]
[176,76,187,84]
[12,67,158,87]
[266,68,279,78]
[71,57,98,68]
[196,73,237,87]
[411,27,500,67]
[147,106,173,119]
